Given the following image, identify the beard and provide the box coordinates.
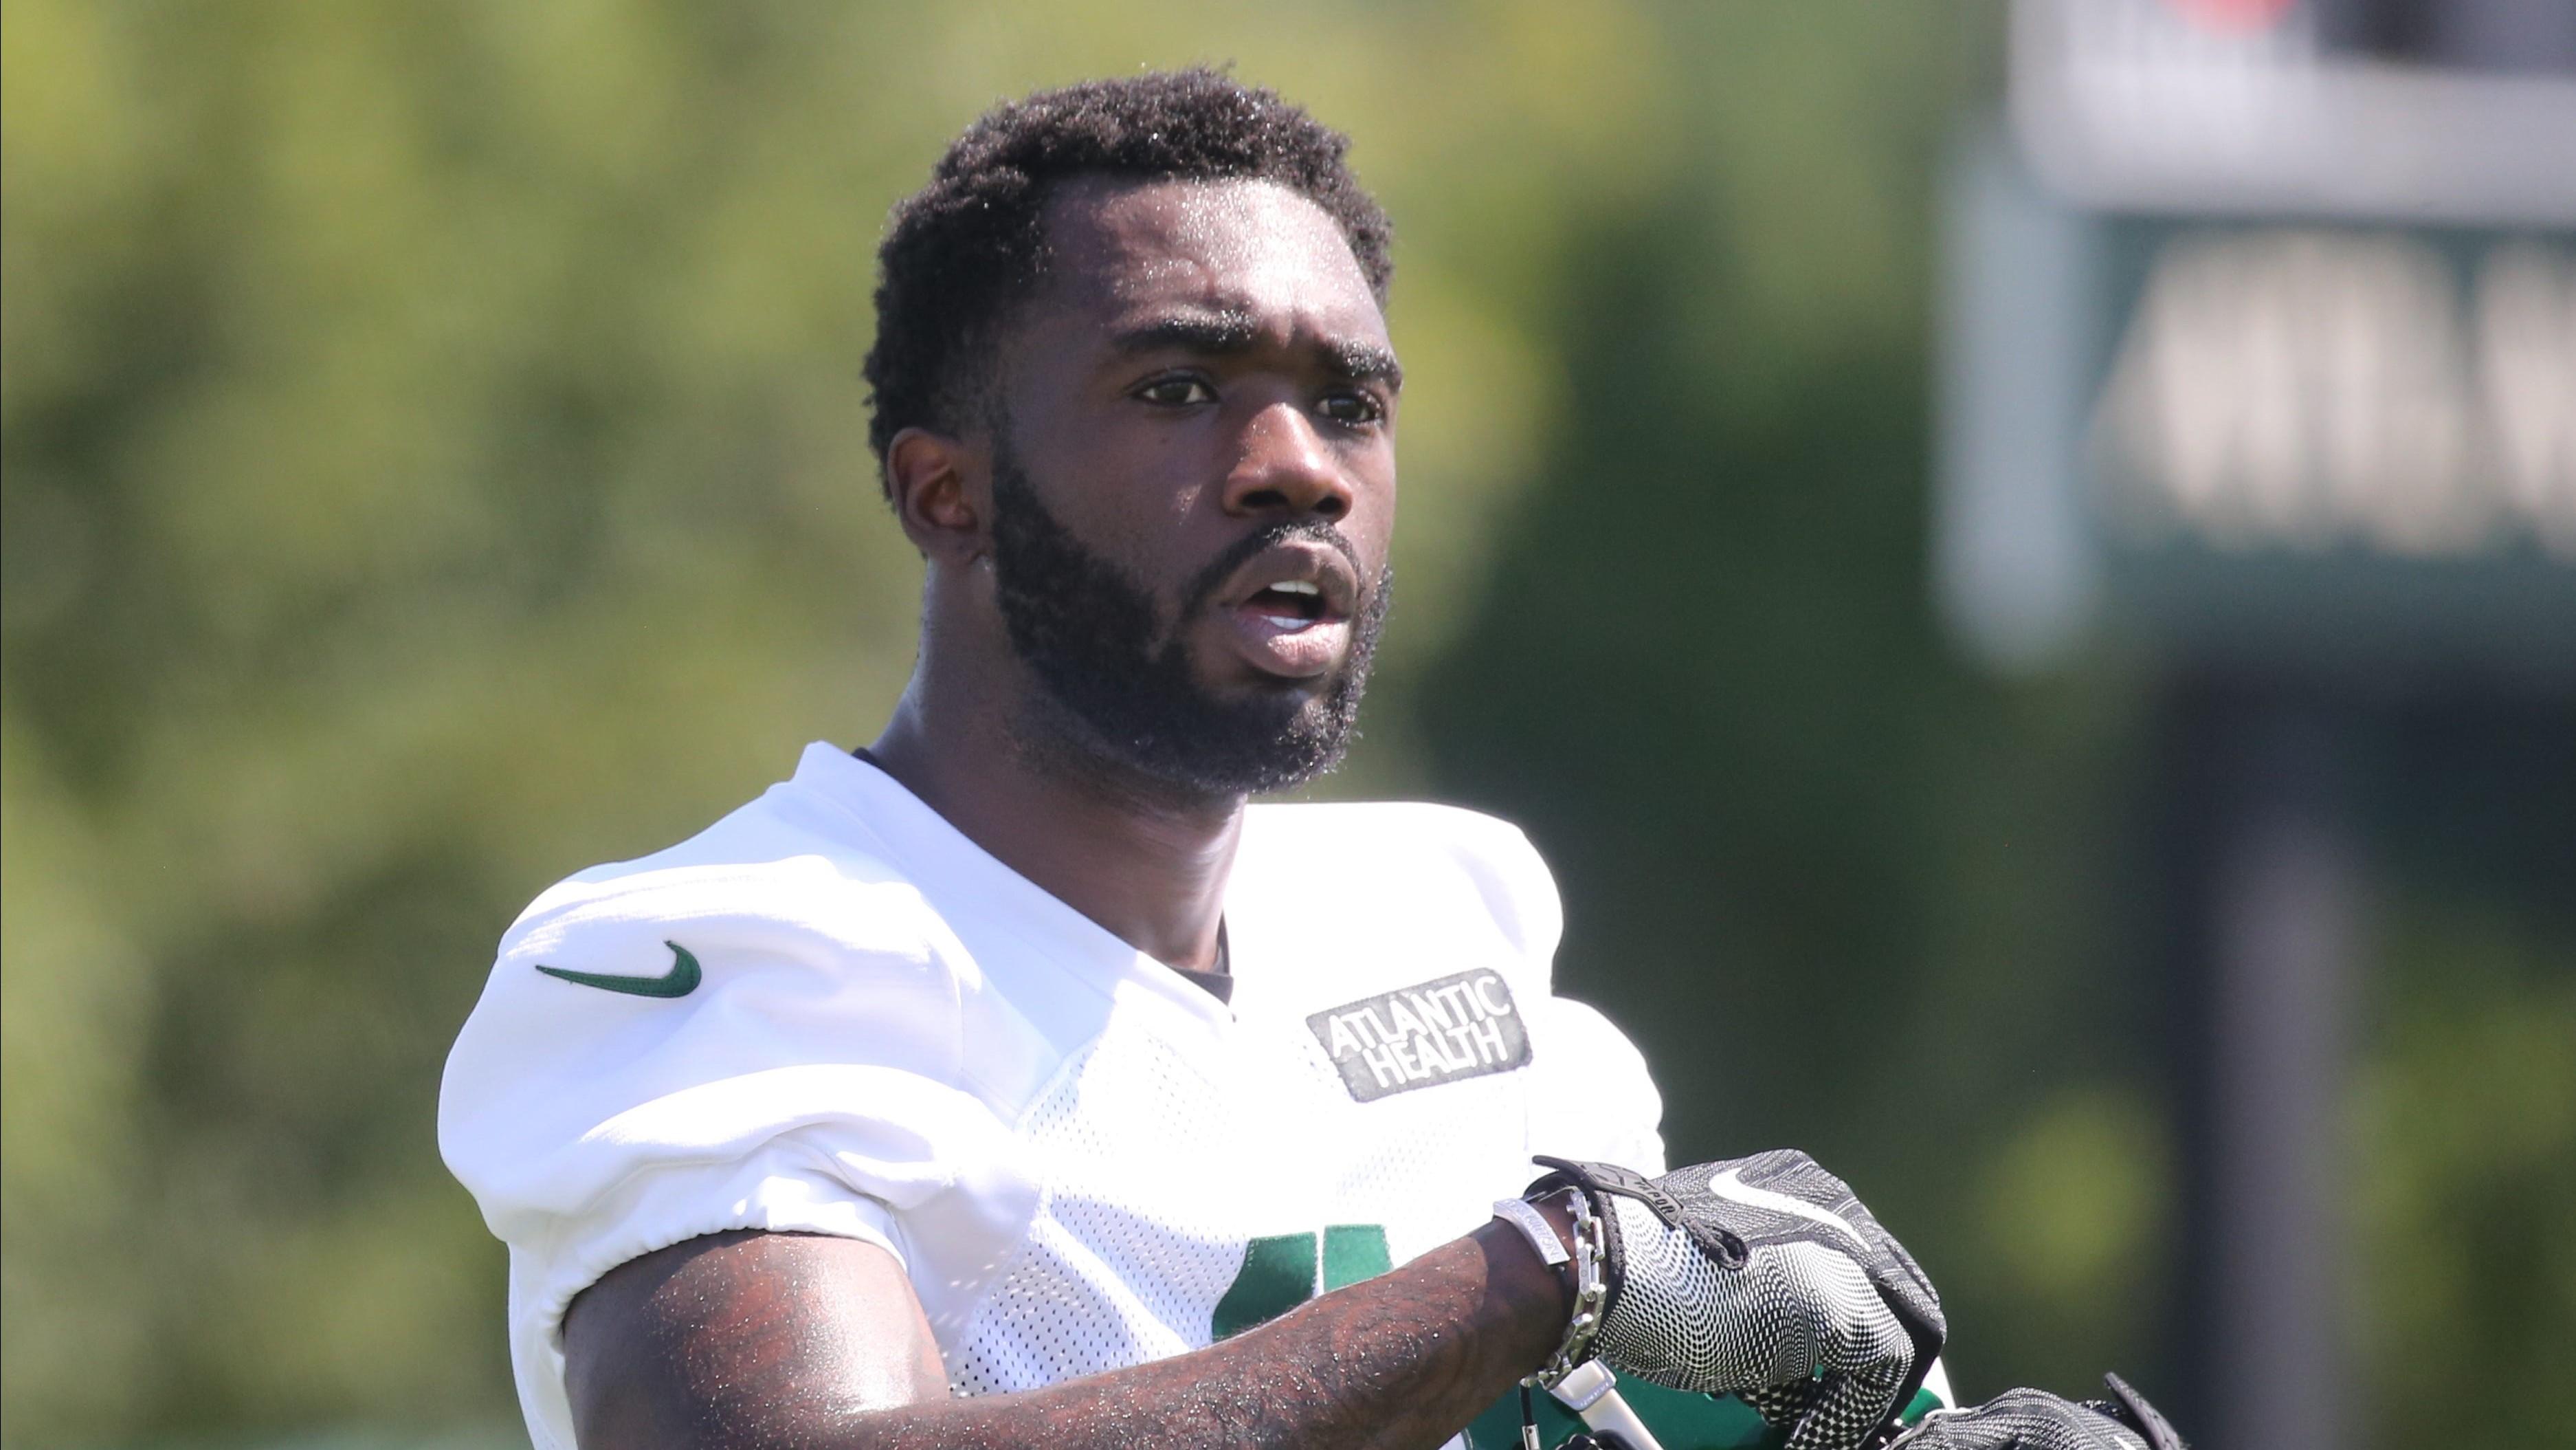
[987,439,1390,799]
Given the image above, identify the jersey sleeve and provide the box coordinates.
[436,859,1040,1360]
[1528,993,1667,1175]
[1416,806,1667,1176]
[1428,807,1568,974]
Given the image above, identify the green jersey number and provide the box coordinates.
[1211,1224,1392,1340]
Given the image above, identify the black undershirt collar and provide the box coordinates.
[1166,923,1234,1004]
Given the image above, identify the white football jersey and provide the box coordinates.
[440,743,1664,1450]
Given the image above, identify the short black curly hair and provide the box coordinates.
[863,68,1394,473]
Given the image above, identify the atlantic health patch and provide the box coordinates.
[1306,969,1532,1102]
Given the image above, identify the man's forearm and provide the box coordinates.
[865,1222,1566,1449]
[568,1220,1573,1450]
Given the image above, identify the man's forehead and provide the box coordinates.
[1035,177,1386,342]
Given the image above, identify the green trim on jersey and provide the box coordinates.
[1461,1376,1950,1449]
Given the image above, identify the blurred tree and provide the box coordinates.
[1413,159,2177,1405]
[2353,903,2576,1449]
[3,2,2565,1447]
[2346,692,2576,1449]
[1,0,1679,1438]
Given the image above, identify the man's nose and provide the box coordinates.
[1220,401,1354,521]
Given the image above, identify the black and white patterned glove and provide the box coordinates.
[1526,1151,1946,1450]
[1891,1375,2187,1449]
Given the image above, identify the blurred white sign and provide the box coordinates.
[2094,232,2576,560]
[1940,2,2576,671]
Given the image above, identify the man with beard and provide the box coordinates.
[441,70,2183,1450]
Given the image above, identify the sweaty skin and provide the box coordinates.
[871,174,1401,971]
[566,1222,1573,1449]
[561,177,1579,1448]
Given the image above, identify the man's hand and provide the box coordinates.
[1893,1375,2188,1449]
[1526,1151,1945,1450]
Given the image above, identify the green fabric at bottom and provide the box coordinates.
[1461,1375,1947,1449]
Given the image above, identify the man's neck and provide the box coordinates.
[866,689,1242,974]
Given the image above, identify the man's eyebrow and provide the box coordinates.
[1110,311,1261,357]
[1109,311,1402,391]
[1324,340,1403,392]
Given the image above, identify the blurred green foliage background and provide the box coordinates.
[3,3,2568,1446]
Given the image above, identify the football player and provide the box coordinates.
[440,69,2180,1450]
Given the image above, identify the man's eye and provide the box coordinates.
[1135,377,1216,406]
[1320,390,1385,426]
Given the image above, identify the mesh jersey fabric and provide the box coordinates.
[438,743,1665,1450]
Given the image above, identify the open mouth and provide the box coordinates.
[1214,540,1362,679]
[1242,578,1333,630]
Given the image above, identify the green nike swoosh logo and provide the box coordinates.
[535,941,702,998]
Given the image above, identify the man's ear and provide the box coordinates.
[883,426,988,566]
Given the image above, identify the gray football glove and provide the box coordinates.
[1893,1375,2188,1450]
[1526,1151,1946,1450]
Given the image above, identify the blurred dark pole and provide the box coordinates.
[2159,674,2360,1450]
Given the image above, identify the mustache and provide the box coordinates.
[1178,520,1368,618]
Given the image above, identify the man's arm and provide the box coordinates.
[563,1218,1573,1450]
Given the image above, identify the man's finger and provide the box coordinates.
[1892,1388,2157,1449]
[1742,1377,1821,1427]
[1784,1299,1912,1450]
[1788,1365,1907,1450]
